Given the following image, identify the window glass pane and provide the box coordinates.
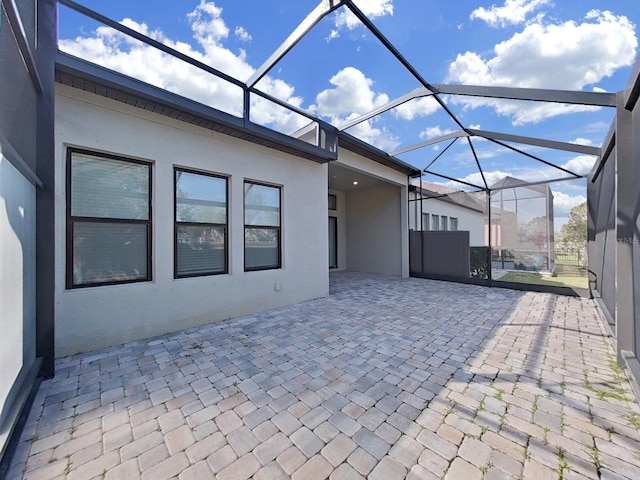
[245,183,280,226]
[176,225,225,276]
[245,227,279,269]
[176,171,226,223]
[71,153,149,220]
[450,218,458,231]
[441,216,448,231]
[72,222,147,285]
[421,213,429,230]
[432,214,439,230]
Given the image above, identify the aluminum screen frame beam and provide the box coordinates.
[434,84,617,107]
[337,87,434,131]
[246,0,347,89]
[390,131,469,156]
[467,129,601,156]
[344,1,466,131]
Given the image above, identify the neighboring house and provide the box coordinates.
[489,177,555,271]
[409,182,487,247]
[53,55,419,357]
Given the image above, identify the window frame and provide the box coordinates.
[244,180,282,272]
[66,148,152,289]
[174,167,229,279]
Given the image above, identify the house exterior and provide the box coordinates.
[53,57,418,357]
[489,177,555,271]
[408,182,486,246]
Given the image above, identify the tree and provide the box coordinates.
[557,201,587,265]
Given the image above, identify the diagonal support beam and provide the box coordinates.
[467,137,488,190]
[390,131,469,156]
[484,136,582,178]
[467,129,601,156]
[246,0,347,88]
[337,87,434,131]
[434,84,617,107]
[423,170,487,191]
[345,2,466,131]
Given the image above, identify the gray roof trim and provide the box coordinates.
[55,52,338,164]
[338,131,422,177]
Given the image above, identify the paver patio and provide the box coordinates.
[5,272,640,479]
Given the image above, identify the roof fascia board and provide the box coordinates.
[246,0,347,88]
[467,128,601,156]
[56,53,337,164]
[434,84,617,107]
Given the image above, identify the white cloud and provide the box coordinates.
[569,137,595,146]
[329,0,393,40]
[461,170,514,188]
[312,67,389,117]
[59,2,307,134]
[420,126,455,140]
[393,96,439,120]
[553,190,586,216]
[447,10,637,124]
[234,26,252,42]
[470,0,552,28]
[310,67,399,149]
[561,155,596,175]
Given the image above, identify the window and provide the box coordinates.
[245,181,281,271]
[450,217,459,231]
[431,214,440,231]
[328,193,337,210]
[175,169,227,277]
[67,149,151,288]
[421,213,430,231]
[441,216,448,231]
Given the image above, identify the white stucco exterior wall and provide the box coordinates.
[0,156,36,452]
[409,193,486,246]
[334,149,410,277]
[55,85,328,356]
[346,183,405,276]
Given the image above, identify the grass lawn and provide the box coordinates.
[497,271,588,289]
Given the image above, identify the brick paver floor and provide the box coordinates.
[5,272,640,479]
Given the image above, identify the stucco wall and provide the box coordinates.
[55,85,328,356]
[346,183,404,276]
[409,193,486,246]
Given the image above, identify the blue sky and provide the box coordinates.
[57,0,639,227]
